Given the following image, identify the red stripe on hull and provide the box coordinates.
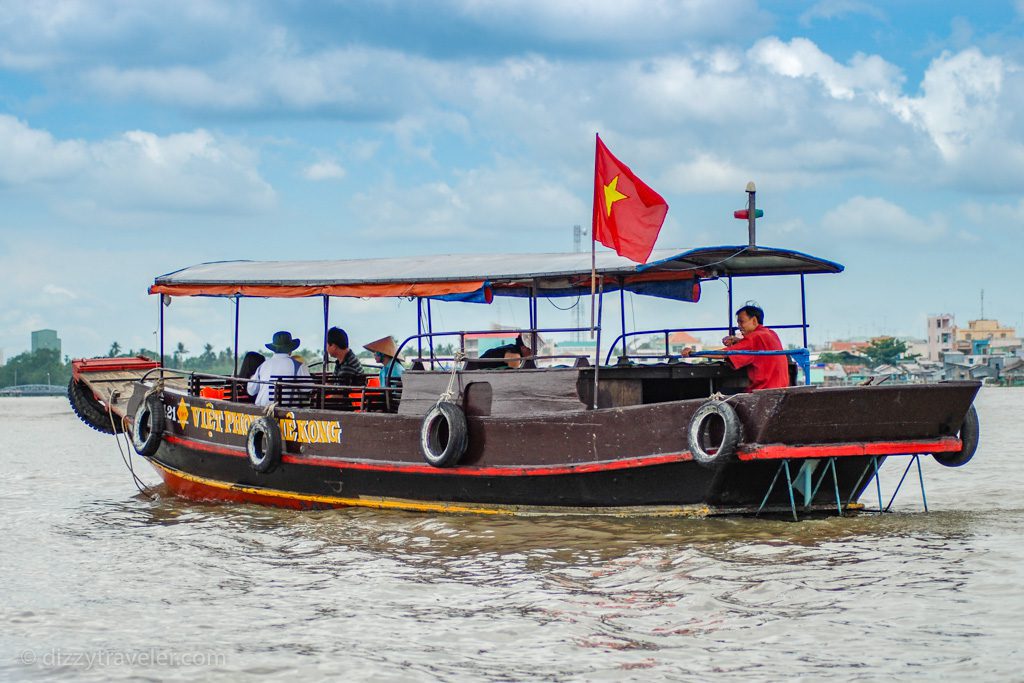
[162,433,695,475]
[738,437,962,461]
[163,432,962,473]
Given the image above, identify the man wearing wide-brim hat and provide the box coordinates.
[363,336,404,387]
[247,331,312,406]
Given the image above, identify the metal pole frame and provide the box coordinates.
[800,274,808,350]
[727,276,734,336]
[321,295,330,409]
[416,298,424,363]
[232,296,240,376]
[618,277,627,362]
[159,295,165,378]
[756,459,799,521]
[529,279,539,368]
[591,276,604,409]
[427,298,435,371]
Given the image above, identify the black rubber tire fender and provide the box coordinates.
[68,378,124,434]
[131,395,165,457]
[247,416,283,474]
[687,400,742,469]
[934,405,980,468]
[420,401,469,468]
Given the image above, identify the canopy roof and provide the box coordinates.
[150,245,842,301]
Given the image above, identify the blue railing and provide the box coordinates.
[604,324,810,365]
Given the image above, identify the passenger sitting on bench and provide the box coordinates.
[465,333,532,370]
[326,326,364,387]
[238,351,265,379]
[364,336,404,387]
[247,331,312,407]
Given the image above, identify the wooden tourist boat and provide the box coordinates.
[68,243,981,518]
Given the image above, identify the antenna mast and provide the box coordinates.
[573,225,587,341]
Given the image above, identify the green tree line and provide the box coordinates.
[0,342,329,388]
[818,337,917,367]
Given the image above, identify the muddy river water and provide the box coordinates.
[1,390,1022,680]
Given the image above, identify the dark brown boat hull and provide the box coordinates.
[134,380,981,514]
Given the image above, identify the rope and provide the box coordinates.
[708,391,741,404]
[438,351,466,404]
[263,401,277,417]
[143,379,165,400]
[105,388,155,500]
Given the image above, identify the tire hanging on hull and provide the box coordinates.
[68,378,124,434]
[420,401,468,468]
[934,405,980,468]
[247,417,283,473]
[132,395,165,457]
[688,400,741,470]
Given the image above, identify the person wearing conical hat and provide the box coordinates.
[247,331,312,406]
[364,336,404,387]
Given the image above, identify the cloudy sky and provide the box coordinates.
[2,0,1023,361]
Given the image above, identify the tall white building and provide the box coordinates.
[927,314,955,361]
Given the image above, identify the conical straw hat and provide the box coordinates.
[363,336,401,360]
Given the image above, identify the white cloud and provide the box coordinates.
[0,115,88,184]
[42,284,78,300]
[86,47,452,119]
[348,162,586,242]
[86,66,259,110]
[821,196,946,243]
[0,118,274,215]
[961,198,1024,226]
[749,37,902,100]
[889,49,1005,160]
[663,154,749,193]
[302,160,346,181]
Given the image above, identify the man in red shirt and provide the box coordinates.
[683,305,790,392]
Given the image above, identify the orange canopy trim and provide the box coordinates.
[149,280,487,299]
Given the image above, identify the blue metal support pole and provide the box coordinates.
[427,298,434,371]
[873,456,883,513]
[416,298,423,361]
[830,458,842,515]
[756,461,786,517]
[885,457,918,512]
[727,276,734,336]
[915,455,928,512]
[619,277,627,361]
[800,274,808,350]
[782,460,798,521]
[232,296,240,377]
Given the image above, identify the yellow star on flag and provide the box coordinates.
[603,175,629,216]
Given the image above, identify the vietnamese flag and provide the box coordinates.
[592,134,668,263]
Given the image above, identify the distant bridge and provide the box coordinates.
[0,384,67,397]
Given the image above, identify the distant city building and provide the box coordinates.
[828,340,870,354]
[927,314,955,361]
[31,329,61,355]
[904,339,929,360]
[953,319,1019,353]
[667,331,703,355]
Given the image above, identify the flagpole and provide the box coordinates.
[591,133,599,339]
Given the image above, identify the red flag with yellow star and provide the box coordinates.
[592,134,668,263]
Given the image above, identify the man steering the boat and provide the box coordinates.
[682,304,789,391]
